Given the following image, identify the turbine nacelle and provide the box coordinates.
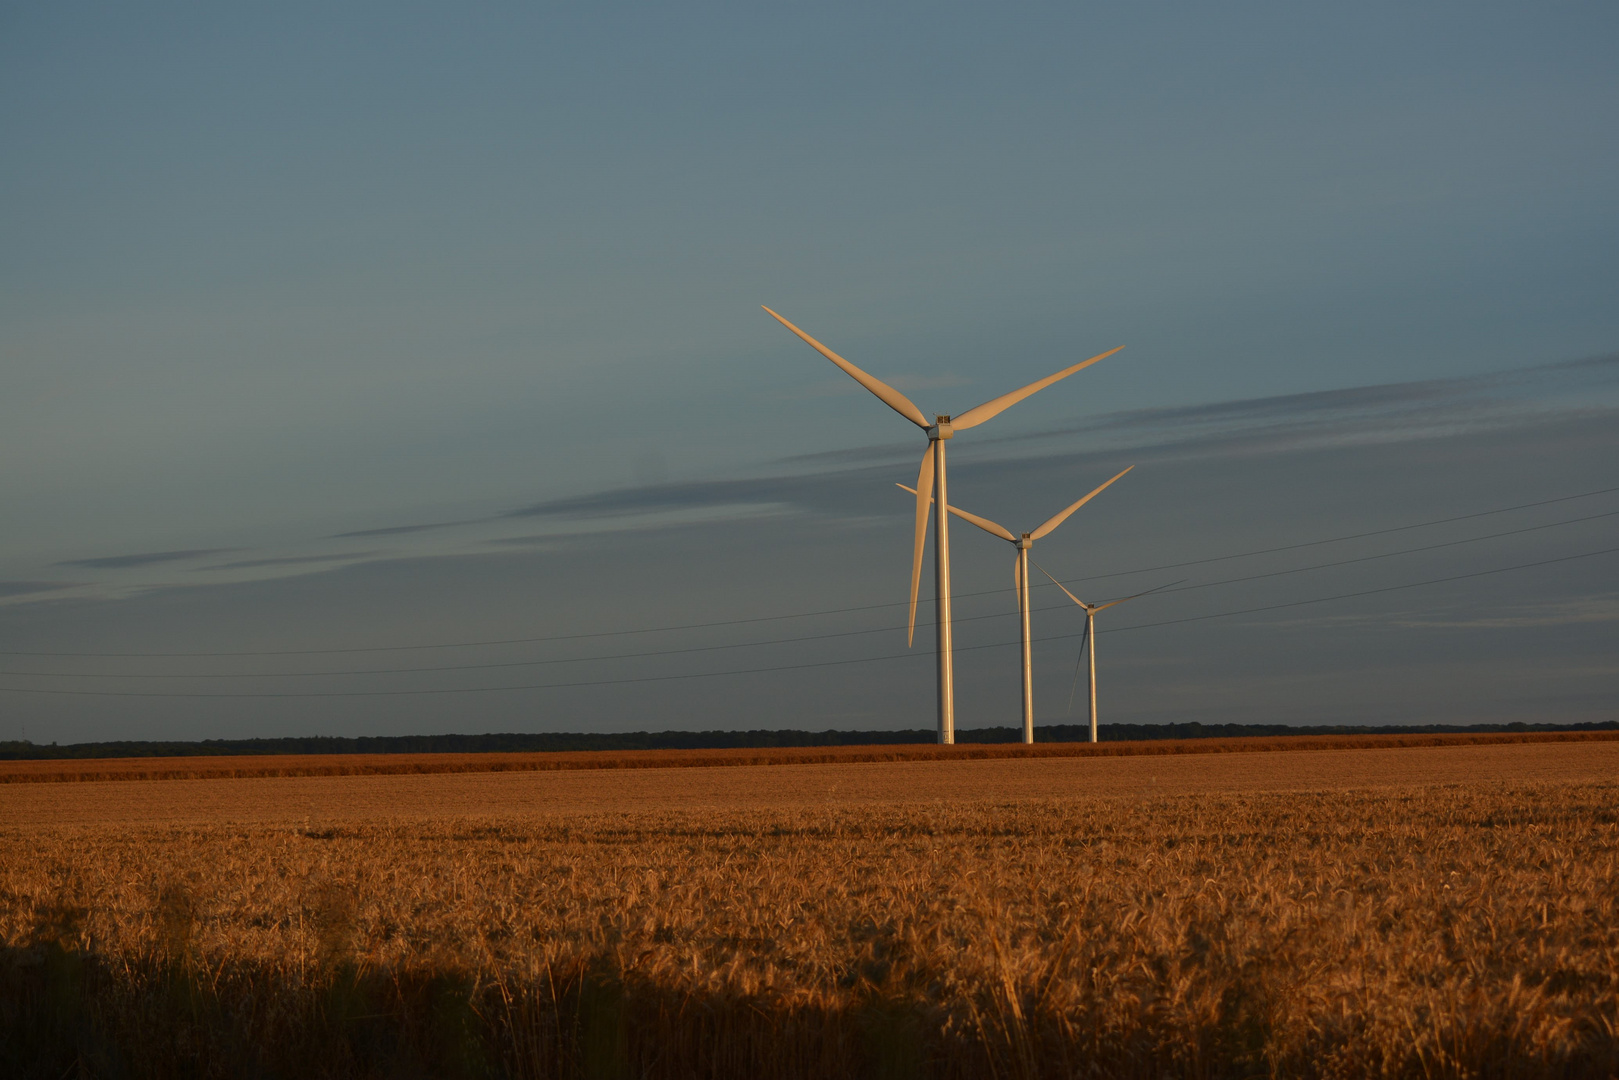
[928,419,954,441]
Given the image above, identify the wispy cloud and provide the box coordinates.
[1255,595,1619,632]
[331,521,479,538]
[483,353,1619,530]
[771,372,972,403]
[508,477,802,520]
[779,353,1619,471]
[1389,595,1619,630]
[199,551,377,571]
[933,353,1619,467]
[1551,352,1619,371]
[0,581,74,598]
[55,548,237,569]
[775,439,918,469]
[484,503,795,547]
[484,536,566,548]
[16,351,1616,604]
[319,355,1619,541]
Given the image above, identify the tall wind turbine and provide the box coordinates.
[1035,565,1173,743]
[897,466,1133,743]
[762,307,1121,744]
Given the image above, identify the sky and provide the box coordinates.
[2,1,1616,743]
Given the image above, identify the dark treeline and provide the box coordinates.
[1,720,1615,760]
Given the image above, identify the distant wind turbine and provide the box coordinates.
[763,306,1122,743]
[897,466,1133,743]
[1035,565,1178,743]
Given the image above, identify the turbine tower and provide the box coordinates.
[763,306,1121,744]
[898,466,1133,743]
[1035,565,1171,743]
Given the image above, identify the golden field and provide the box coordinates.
[3,739,1618,1078]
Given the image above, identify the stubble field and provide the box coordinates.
[4,738,1618,1078]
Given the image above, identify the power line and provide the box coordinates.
[2,613,930,679]
[1072,484,1619,578]
[1104,544,1619,636]
[5,483,1616,660]
[4,543,1612,699]
[5,507,1613,681]
[1143,508,1619,597]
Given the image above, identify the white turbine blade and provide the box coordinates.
[1066,618,1089,714]
[950,346,1124,430]
[1028,466,1134,541]
[1093,578,1186,612]
[949,504,1017,543]
[1013,554,1022,606]
[895,484,1015,542]
[1031,559,1088,609]
[762,307,930,429]
[907,450,935,647]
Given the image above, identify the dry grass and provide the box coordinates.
[5,729,1616,784]
[7,739,1618,829]
[3,760,1617,1077]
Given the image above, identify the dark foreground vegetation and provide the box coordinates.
[4,719,1615,760]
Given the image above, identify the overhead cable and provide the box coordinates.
[3,508,1614,680]
[3,484,1615,660]
[3,543,1613,698]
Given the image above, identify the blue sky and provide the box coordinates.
[2,2,1615,741]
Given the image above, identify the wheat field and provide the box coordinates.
[3,744,1618,1077]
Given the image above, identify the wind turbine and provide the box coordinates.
[897,466,1133,743]
[1034,565,1174,743]
[763,307,1122,744]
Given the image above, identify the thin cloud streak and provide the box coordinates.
[12,352,1616,605]
[515,356,1619,525]
[331,521,481,539]
[56,549,237,570]
[1389,595,1619,630]
[0,582,75,599]
[1241,594,1619,632]
[777,353,1619,470]
[200,552,378,571]
[771,371,974,403]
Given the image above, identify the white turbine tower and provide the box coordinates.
[1035,565,1173,743]
[762,307,1121,744]
[897,466,1133,743]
